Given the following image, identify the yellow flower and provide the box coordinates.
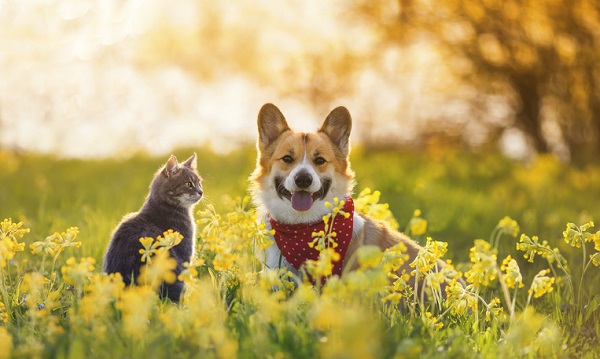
[485,297,503,322]
[534,323,563,357]
[0,218,30,238]
[311,198,348,252]
[410,218,428,236]
[116,286,157,338]
[254,221,275,251]
[516,234,551,263]
[157,229,184,248]
[465,240,497,288]
[0,219,28,267]
[382,291,403,305]
[139,236,158,263]
[0,298,8,323]
[29,236,60,257]
[470,239,496,260]
[381,242,408,272]
[408,210,428,236]
[138,251,177,289]
[410,238,447,277]
[20,272,49,310]
[304,247,340,279]
[353,188,399,230]
[310,297,341,331]
[139,231,185,265]
[356,245,383,270]
[178,259,201,282]
[388,270,411,293]
[528,269,555,299]
[498,216,520,237]
[445,280,478,315]
[0,327,12,359]
[563,221,595,248]
[594,232,600,251]
[591,252,600,267]
[423,270,446,293]
[61,257,96,286]
[84,272,125,300]
[423,311,444,331]
[501,255,524,289]
[52,227,81,250]
[213,251,235,271]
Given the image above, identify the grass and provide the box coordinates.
[1,146,600,358]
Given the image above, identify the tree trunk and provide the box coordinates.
[589,101,600,160]
[511,74,550,153]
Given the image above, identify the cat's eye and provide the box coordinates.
[282,155,294,164]
[314,157,326,165]
[186,182,193,188]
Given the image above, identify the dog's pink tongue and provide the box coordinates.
[291,191,313,211]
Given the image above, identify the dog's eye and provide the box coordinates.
[282,155,294,164]
[314,157,326,165]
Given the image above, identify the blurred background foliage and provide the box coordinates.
[353,0,600,163]
[1,0,600,163]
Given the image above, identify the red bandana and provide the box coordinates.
[269,197,354,277]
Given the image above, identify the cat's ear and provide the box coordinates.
[319,106,352,157]
[257,103,290,151]
[163,155,179,177]
[183,153,197,170]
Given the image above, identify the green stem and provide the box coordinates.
[0,267,12,325]
[413,268,420,317]
[525,270,545,309]
[578,259,593,307]
[474,288,480,331]
[489,225,501,250]
[579,240,587,307]
[40,252,47,273]
[438,299,459,318]
[511,286,519,316]
[496,263,515,320]
[525,289,533,309]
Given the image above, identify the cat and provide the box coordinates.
[103,153,203,302]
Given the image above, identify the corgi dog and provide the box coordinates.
[250,103,449,289]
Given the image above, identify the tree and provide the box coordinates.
[354,0,600,161]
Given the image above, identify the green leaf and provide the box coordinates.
[584,295,600,322]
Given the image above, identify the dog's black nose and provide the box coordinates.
[294,173,313,189]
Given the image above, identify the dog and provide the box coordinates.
[250,103,449,291]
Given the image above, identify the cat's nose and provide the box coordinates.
[197,188,203,197]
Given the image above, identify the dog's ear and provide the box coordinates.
[257,103,290,150]
[319,106,352,156]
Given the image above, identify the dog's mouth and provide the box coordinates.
[275,177,331,211]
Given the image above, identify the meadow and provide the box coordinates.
[1,146,600,358]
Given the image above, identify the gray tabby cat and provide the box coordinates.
[103,153,203,302]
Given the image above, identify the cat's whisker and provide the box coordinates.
[198,195,216,208]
